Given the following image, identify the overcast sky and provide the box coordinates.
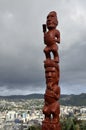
[0,0,86,95]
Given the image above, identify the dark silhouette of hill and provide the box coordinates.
[0,93,86,106]
[60,93,86,106]
[0,93,43,100]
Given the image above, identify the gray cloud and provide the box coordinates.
[0,0,86,95]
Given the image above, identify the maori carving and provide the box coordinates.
[42,11,61,130]
[43,11,60,63]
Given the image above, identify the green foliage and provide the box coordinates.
[28,125,41,130]
[79,121,86,130]
[61,117,75,130]
[61,117,86,130]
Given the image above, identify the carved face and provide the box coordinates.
[45,67,58,84]
[46,11,58,30]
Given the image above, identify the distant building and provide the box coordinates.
[6,111,17,121]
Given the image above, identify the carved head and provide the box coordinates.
[44,60,59,85]
[46,11,58,30]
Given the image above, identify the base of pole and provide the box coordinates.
[42,120,61,130]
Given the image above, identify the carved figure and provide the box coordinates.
[42,11,61,130]
[43,11,60,62]
[43,60,60,123]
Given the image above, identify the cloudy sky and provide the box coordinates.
[0,0,86,95]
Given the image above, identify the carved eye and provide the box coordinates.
[47,15,54,19]
[51,15,54,17]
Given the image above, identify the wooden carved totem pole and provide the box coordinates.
[42,11,61,130]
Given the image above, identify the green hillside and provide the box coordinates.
[60,93,86,106]
[0,93,86,106]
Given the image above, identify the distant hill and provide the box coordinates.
[60,93,86,106]
[0,93,86,106]
[0,93,44,100]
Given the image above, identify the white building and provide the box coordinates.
[6,111,18,121]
